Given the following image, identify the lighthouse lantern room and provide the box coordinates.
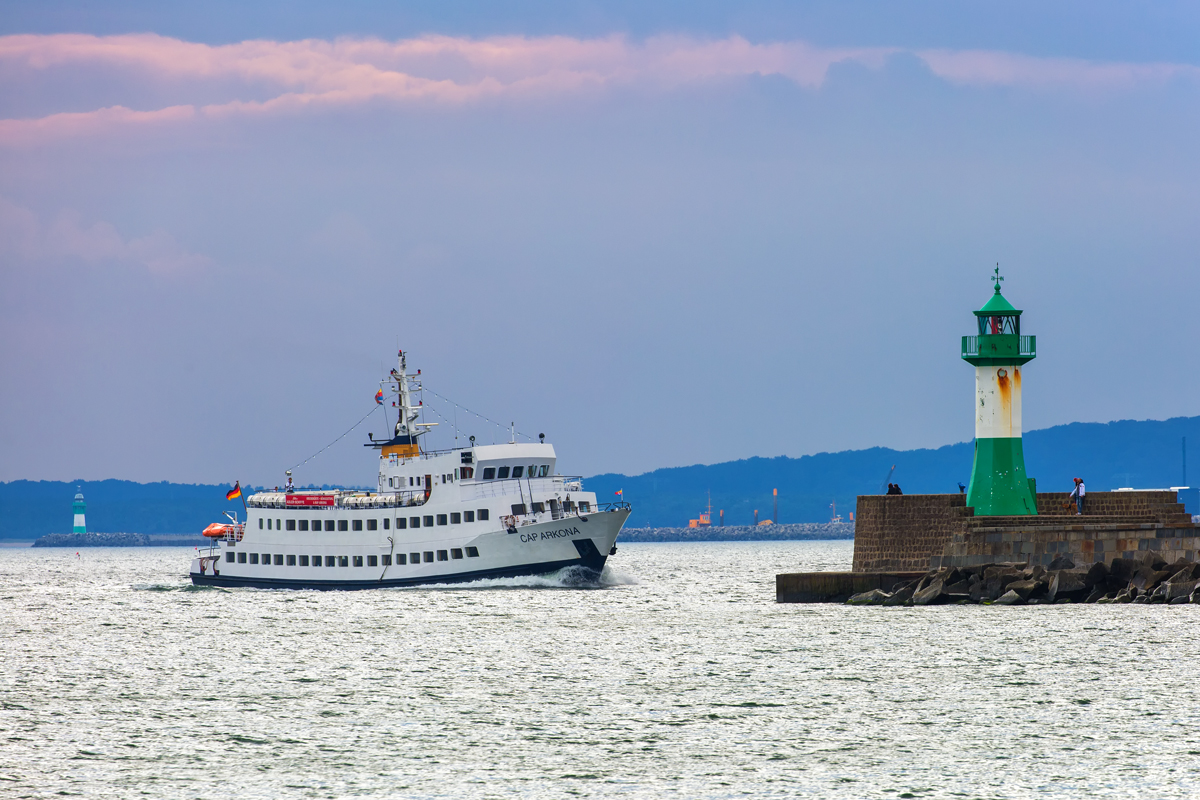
[961,267,1038,516]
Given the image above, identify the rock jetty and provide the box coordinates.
[847,551,1200,606]
[33,532,210,547]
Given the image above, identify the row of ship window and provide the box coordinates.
[259,509,490,531]
[228,548,480,566]
[481,465,549,480]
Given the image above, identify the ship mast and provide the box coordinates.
[374,349,435,459]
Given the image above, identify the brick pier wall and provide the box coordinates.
[852,494,974,572]
[852,490,1197,572]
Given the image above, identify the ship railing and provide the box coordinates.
[464,476,585,501]
[247,490,428,509]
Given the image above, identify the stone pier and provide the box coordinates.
[777,489,1197,602]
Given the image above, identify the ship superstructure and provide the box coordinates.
[190,350,630,588]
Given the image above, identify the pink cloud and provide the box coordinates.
[0,33,1195,145]
[0,197,210,272]
[917,49,1200,90]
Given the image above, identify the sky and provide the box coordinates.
[2,2,1199,488]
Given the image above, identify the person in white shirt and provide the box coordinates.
[1069,478,1086,515]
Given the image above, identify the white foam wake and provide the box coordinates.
[409,563,640,590]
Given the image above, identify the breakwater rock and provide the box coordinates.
[848,551,1200,606]
[620,522,853,543]
[33,532,210,548]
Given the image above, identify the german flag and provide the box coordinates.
[226,482,242,501]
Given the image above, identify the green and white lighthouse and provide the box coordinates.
[962,267,1037,516]
[72,488,86,533]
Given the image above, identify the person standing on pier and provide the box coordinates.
[1069,478,1086,515]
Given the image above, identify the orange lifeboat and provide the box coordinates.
[203,523,232,538]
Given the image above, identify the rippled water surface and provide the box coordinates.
[3,542,1199,799]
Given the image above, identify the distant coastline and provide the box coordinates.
[32,532,211,548]
[618,522,854,542]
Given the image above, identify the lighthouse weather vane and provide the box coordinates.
[992,263,1003,292]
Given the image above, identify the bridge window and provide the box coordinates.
[580,502,590,512]
[532,502,544,513]
[539,465,549,477]
[483,467,496,480]
[511,466,524,478]
[466,547,479,557]
[497,466,510,479]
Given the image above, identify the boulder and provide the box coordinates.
[1112,588,1134,603]
[969,583,983,604]
[1131,567,1173,592]
[848,588,891,605]
[883,583,916,606]
[1084,586,1108,603]
[1005,579,1046,600]
[1108,557,1138,583]
[1164,578,1200,601]
[1169,595,1191,605]
[1166,562,1200,583]
[993,589,1024,605]
[1140,552,1169,571]
[944,579,973,595]
[984,567,1022,600]
[1047,571,1089,602]
[1084,561,1110,588]
[1048,555,1076,571]
[912,578,947,606]
[1191,588,1200,604]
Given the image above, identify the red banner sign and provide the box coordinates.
[285,494,337,507]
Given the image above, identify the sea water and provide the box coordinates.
[2,541,1198,799]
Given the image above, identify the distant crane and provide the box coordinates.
[880,464,896,494]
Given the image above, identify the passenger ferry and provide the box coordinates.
[189,350,630,589]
